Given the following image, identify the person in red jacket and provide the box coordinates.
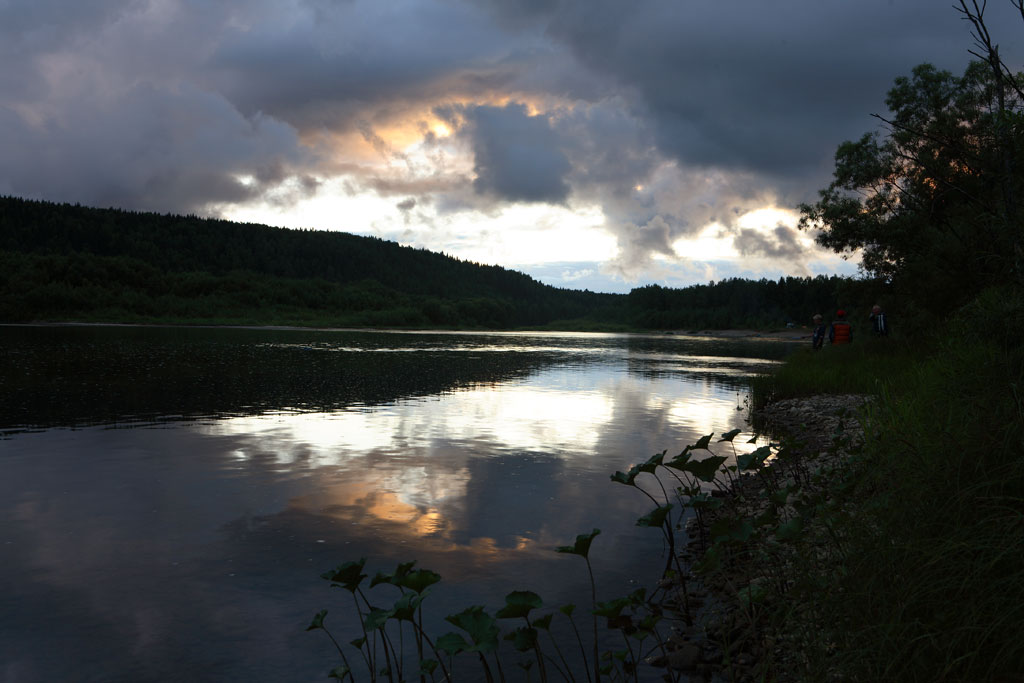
[829,309,853,345]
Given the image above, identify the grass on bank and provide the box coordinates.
[748,287,1024,681]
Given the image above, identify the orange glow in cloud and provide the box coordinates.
[299,93,562,167]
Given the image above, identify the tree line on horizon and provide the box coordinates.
[0,195,861,331]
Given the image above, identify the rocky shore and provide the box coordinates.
[651,394,873,682]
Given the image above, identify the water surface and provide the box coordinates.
[0,325,795,682]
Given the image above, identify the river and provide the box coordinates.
[0,325,796,682]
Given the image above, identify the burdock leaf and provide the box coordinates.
[496,591,543,619]
[364,607,395,632]
[638,451,665,474]
[328,665,351,680]
[692,434,714,450]
[444,606,499,653]
[533,614,553,630]
[593,596,631,618]
[306,609,327,631]
[750,445,773,466]
[392,592,424,621]
[558,603,576,617]
[436,632,469,656]
[504,626,539,652]
[610,469,637,486]
[682,455,727,482]
[370,560,417,588]
[719,429,742,442]
[664,449,692,470]
[321,558,368,592]
[401,568,441,595]
[688,492,723,511]
[736,452,757,471]
[636,504,673,528]
[555,528,601,558]
[420,659,438,675]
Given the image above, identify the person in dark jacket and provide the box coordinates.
[870,304,889,336]
[829,309,852,345]
[811,314,826,350]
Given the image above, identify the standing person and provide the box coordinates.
[870,304,889,336]
[829,309,853,345]
[811,314,827,350]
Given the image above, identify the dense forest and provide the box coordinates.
[0,195,862,330]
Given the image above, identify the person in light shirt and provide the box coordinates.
[811,313,827,350]
[870,304,889,336]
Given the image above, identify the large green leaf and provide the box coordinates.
[328,665,351,680]
[718,428,742,442]
[663,449,692,471]
[636,504,672,528]
[592,596,631,618]
[436,632,469,656]
[688,492,724,511]
[533,613,553,630]
[692,433,714,450]
[504,626,539,652]
[610,469,638,486]
[444,606,500,653]
[321,558,368,592]
[370,560,417,589]
[401,568,441,594]
[611,461,655,486]
[496,590,543,619]
[392,592,424,622]
[555,528,601,558]
[638,450,665,473]
[682,455,727,482]
[363,607,395,632]
[306,609,327,632]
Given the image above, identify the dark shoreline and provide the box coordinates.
[654,394,872,681]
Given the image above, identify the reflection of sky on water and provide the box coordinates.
[0,330,788,682]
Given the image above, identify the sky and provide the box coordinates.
[3,0,1022,293]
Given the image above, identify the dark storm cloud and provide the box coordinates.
[0,81,309,213]
[463,103,572,203]
[733,225,805,260]
[535,0,1006,185]
[2,0,1020,276]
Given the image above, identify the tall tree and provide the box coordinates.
[800,60,1024,311]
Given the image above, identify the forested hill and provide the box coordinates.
[0,195,574,303]
[0,195,858,329]
[0,195,626,328]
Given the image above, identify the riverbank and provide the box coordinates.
[660,302,1024,682]
[652,394,871,681]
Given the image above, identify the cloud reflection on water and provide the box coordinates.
[0,329,791,681]
[200,367,765,558]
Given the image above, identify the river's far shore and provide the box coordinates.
[678,327,810,340]
[5,319,815,340]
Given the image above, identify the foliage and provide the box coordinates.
[800,60,1024,313]
[0,196,864,331]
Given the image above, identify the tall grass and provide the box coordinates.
[750,336,917,407]
[753,292,1024,681]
